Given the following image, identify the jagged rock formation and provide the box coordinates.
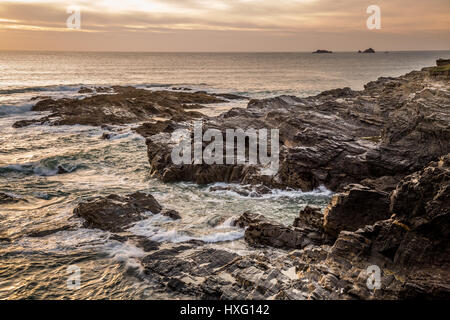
[359,48,375,53]
[20,63,448,300]
[74,192,165,232]
[323,184,391,237]
[13,86,227,128]
[144,64,449,192]
[129,155,449,299]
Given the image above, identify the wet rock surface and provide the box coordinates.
[323,184,391,237]
[73,192,163,232]
[27,225,74,238]
[132,155,449,299]
[13,86,227,127]
[143,65,449,192]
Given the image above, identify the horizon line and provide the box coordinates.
[1,49,450,54]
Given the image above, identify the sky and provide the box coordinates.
[0,0,449,52]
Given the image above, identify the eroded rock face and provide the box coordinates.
[288,156,450,299]
[323,184,391,237]
[233,211,330,249]
[73,192,162,232]
[143,66,449,192]
[293,206,323,230]
[140,242,303,299]
[388,154,449,269]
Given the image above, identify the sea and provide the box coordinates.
[0,51,448,299]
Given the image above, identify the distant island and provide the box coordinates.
[312,49,332,53]
[358,48,375,53]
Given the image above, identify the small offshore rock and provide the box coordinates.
[161,209,182,220]
[74,192,162,232]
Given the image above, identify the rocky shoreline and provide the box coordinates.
[8,61,450,299]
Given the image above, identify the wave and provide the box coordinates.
[0,160,83,177]
[0,82,213,96]
[147,229,245,244]
[0,85,82,95]
[0,103,34,116]
[206,183,333,199]
[127,214,245,244]
[105,241,146,272]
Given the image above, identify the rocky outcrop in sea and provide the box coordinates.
[10,60,450,299]
[143,62,449,193]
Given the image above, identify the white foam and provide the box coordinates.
[107,131,145,141]
[127,214,245,244]
[199,230,245,243]
[150,229,192,243]
[103,240,146,272]
[206,183,333,199]
[215,217,236,229]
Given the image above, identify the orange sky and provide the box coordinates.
[0,0,449,51]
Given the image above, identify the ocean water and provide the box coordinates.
[0,51,449,299]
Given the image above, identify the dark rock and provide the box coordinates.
[132,237,160,252]
[360,175,402,192]
[160,209,182,220]
[234,212,325,249]
[362,48,375,53]
[73,192,162,232]
[323,184,390,237]
[135,155,450,301]
[57,165,70,174]
[0,193,22,204]
[78,87,93,94]
[101,132,114,140]
[293,206,323,230]
[315,156,450,299]
[209,184,271,197]
[133,120,179,137]
[232,211,266,228]
[245,222,306,249]
[389,154,450,268]
[313,50,333,53]
[12,118,48,128]
[31,95,50,101]
[13,87,226,128]
[171,87,192,91]
[27,225,73,237]
[95,87,111,93]
[436,59,450,67]
[144,66,449,192]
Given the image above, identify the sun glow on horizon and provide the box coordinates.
[0,0,449,51]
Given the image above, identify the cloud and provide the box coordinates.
[0,0,449,50]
